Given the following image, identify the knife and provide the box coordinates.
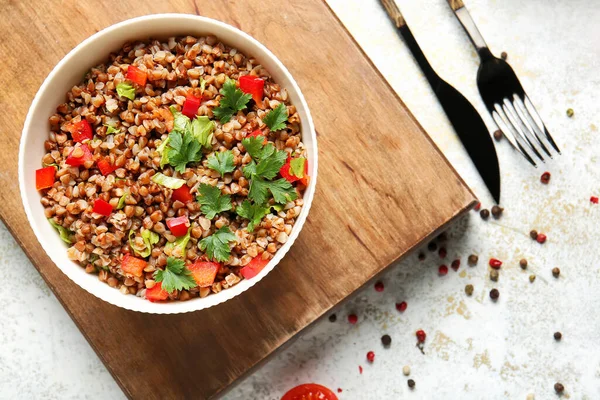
[379,0,501,204]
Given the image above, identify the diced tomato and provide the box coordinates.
[93,198,113,217]
[35,166,56,190]
[171,185,193,204]
[126,65,147,86]
[188,261,220,287]
[97,158,116,176]
[166,216,189,237]
[65,144,93,167]
[280,159,300,183]
[65,119,93,143]
[121,254,148,277]
[239,75,264,104]
[240,256,270,280]
[281,384,338,400]
[146,282,169,302]
[181,94,201,119]
[248,129,267,144]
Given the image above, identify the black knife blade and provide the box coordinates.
[380,0,501,203]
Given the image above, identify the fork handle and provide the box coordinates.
[446,1,490,57]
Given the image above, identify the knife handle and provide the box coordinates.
[447,0,465,11]
[446,1,489,54]
[380,0,405,28]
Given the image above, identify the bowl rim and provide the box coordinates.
[18,13,318,314]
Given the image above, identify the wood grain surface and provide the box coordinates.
[0,0,476,398]
[448,0,466,11]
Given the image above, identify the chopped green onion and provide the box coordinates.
[116,82,135,100]
[48,218,73,244]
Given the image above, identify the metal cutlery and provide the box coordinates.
[447,0,560,166]
[380,0,501,203]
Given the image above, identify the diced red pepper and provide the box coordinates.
[35,167,56,190]
[280,159,300,183]
[93,198,113,217]
[97,158,116,176]
[126,65,147,86]
[65,119,93,143]
[171,185,193,204]
[166,216,189,237]
[188,261,220,287]
[239,75,264,104]
[121,254,148,277]
[146,282,169,302]
[65,144,93,167]
[181,94,201,119]
[248,129,267,144]
[240,257,270,280]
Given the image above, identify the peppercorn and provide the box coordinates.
[403,365,411,376]
[374,281,385,292]
[428,241,437,252]
[348,314,358,324]
[329,314,337,323]
[554,382,564,394]
[451,259,460,271]
[438,265,449,276]
[416,329,426,343]
[418,252,426,261]
[501,51,508,60]
[541,172,551,184]
[366,351,375,363]
[465,284,474,296]
[381,334,392,347]
[554,331,562,341]
[407,379,416,389]
[591,196,599,204]
[536,233,547,244]
[490,270,499,282]
[437,232,448,241]
[396,301,408,312]
[530,230,538,240]
[491,205,504,219]
[552,267,560,278]
[468,254,479,266]
[529,274,536,283]
[490,288,500,300]
[480,209,490,220]
[520,258,528,269]
[489,258,503,269]
[493,129,503,141]
[438,247,447,258]
[566,108,574,118]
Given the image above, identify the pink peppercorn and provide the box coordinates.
[489,258,503,269]
[416,329,426,343]
[366,351,375,363]
[438,265,448,276]
[536,233,547,244]
[591,196,599,204]
[451,259,460,271]
[438,247,447,258]
[348,314,358,324]
[396,301,408,312]
[374,281,384,292]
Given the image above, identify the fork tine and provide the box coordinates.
[492,106,537,167]
[523,95,561,153]
[499,102,545,162]
[506,98,552,158]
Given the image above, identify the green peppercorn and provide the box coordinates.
[520,259,528,269]
[566,108,574,118]
[465,284,474,296]
[490,269,499,282]
[529,274,536,283]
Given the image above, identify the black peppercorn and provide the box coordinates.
[554,331,562,341]
[407,379,415,389]
[381,334,392,347]
[418,252,426,261]
[480,209,490,220]
[427,241,437,252]
[552,267,561,278]
[530,230,538,240]
[468,254,479,266]
[520,259,528,269]
[328,314,337,323]
[554,382,564,394]
[501,51,508,60]
[491,205,504,219]
[437,232,448,241]
[490,288,500,300]
[493,130,503,141]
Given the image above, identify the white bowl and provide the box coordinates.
[19,14,318,314]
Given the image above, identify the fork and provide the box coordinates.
[446,0,560,166]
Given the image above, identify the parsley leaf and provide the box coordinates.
[236,200,269,232]
[167,130,202,173]
[213,79,252,123]
[116,82,135,100]
[199,226,237,262]
[207,150,235,177]
[248,177,297,204]
[263,103,288,131]
[154,257,197,293]
[196,183,232,219]
[242,136,266,160]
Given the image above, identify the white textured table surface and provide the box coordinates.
[2,1,599,399]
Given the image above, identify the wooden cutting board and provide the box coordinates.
[0,1,476,398]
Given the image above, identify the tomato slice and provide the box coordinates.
[239,75,264,104]
[93,198,113,217]
[35,166,56,190]
[188,261,220,287]
[65,144,93,167]
[146,282,169,302]
[126,65,147,86]
[281,384,338,400]
[181,94,201,119]
[97,158,116,176]
[65,119,93,143]
[172,185,193,204]
[166,216,189,237]
[121,254,148,277]
[240,257,270,280]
